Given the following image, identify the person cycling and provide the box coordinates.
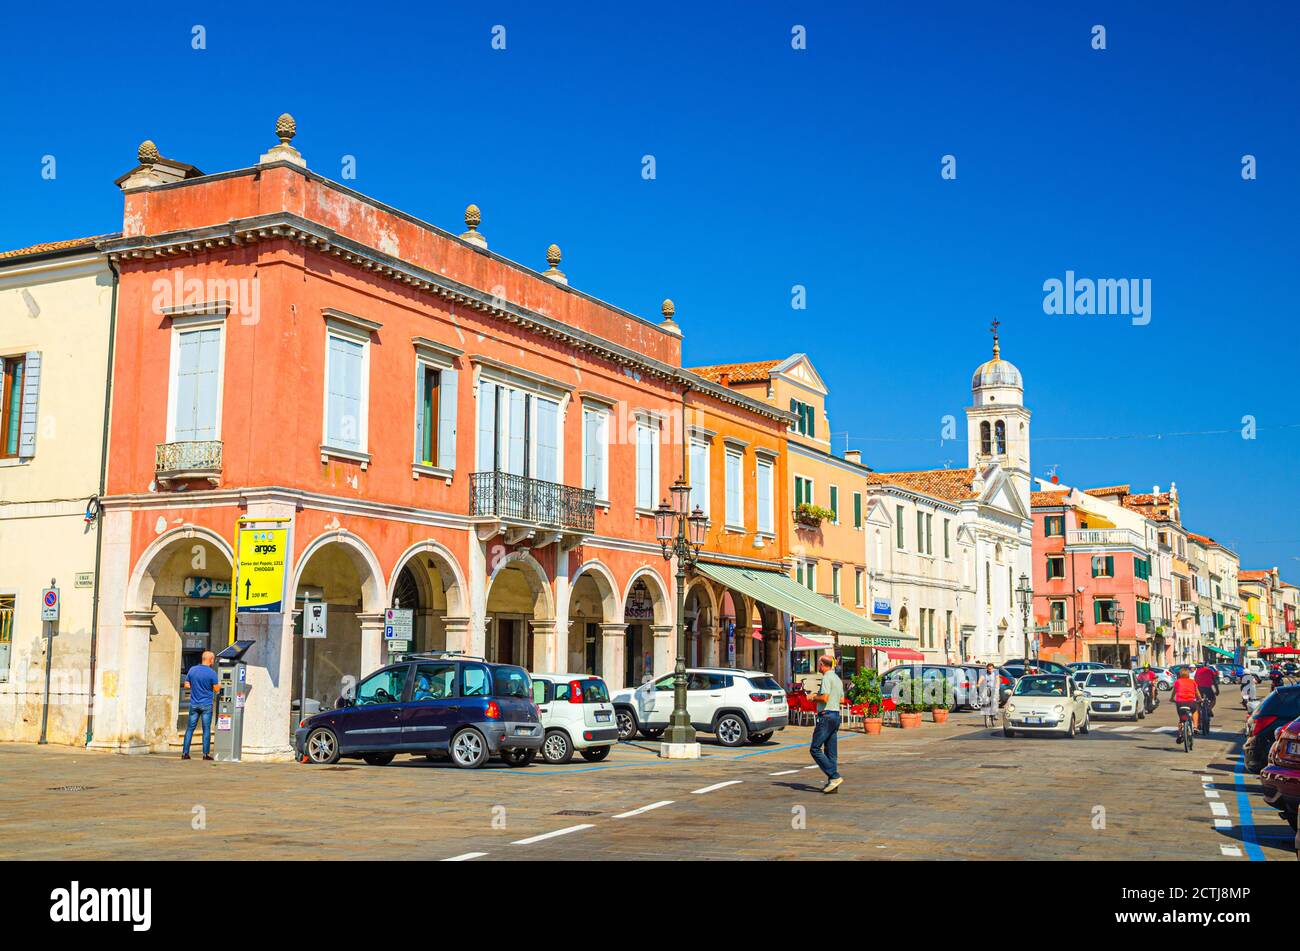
[1194,663,1219,705]
[1136,664,1158,711]
[1171,668,1200,742]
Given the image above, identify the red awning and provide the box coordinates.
[1259,646,1300,656]
[792,633,829,651]
[878,647,925,661]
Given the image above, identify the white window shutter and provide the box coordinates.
[413,364,426,463]
[437,367,458,470]
[19,351,40,457]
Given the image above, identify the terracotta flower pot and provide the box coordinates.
[931,708,950,724]
[899,712,922,729]
[863,717,883,735]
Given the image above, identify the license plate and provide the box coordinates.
[514,726,532,735]
[595,711,611,722]
[1097,702,1117,711]
[1024,716,1042,725]
[1288,741,1300,755]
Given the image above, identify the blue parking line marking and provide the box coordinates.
[732,741,809,758]
[1231,751,1266,861]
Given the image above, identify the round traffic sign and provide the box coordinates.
[44,590,58,607]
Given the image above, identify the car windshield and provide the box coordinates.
[491,666,532,699]
[1086,673,1131,688]
[1013,675,1067,697]
[747,676,783,691]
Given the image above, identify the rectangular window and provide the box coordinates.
[896,505,905,549]
[805,562,816,591]
[943,518,950,559]
[829,485,839,524]
[1046,556,1065,580]
[789,399,816,437]
[535,397,560,484]
[853,492,862,529]
[170,327,222,442]
[1091,555,1115,578]
[831,565,841,604]
[583,407,610,501]
[636,419,659,510]
[0,593,13,682]
[916,511,924,553]
[1094,599,1117,624]
[325,331,366,452]
[1044,515,1064,537]
[0,356,27,458]
[855,568,864,607]
[724,448,744,528]
[417,365,440,466]
[925,513,933,555]
[756,457,774,534]
[794,475,813,508]
[1049,600,1066,621]
[476,380,498,471]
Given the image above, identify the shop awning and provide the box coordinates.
[792,633,833,651]
[878,647,925,661]
[1259,646,1300,656]
[695,562,917,647]
[1203,644,1234,659]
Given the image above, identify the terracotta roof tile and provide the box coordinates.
[867,467,979,503]
[689,359,781,385]
[1187,532,1217,546]
[1031,490,1069,507]
[1082,484,1130,497]
[0,234,113,261]
[1240,570,1272,582]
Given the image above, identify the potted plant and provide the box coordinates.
[895,676,925,729]
[850,668,883,734]
[794,502,836,528]
[929,677,953,723]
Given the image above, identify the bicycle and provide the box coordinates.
[1198,693,1213,737]
[1176,704,1195,752]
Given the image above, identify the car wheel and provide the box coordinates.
[580,745,612,762]
[449,728,489,769]
[715,713,748,747]
[1157,682,1171,692]
[501,748,536,768]
[362,753,395,766]
[305,727,340,765]
[1064,717,1076,739]
[1080,714,1090,734]
[748,731,773,745]
[615,709,638,741]
[542,729,574,764]
[1003,728,1015,738]
[639,728,665,740]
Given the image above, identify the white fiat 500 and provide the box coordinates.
[530,673,619,764]
[1083,669,1145,721]
[1002,673,1089,738]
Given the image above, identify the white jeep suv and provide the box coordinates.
[610,667,788,747]
[530,673,619,764]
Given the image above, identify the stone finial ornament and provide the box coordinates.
[542,244,567,284]
[138,140,160,164]
[659,298,681,336]
[459,204,488,248]
[276,113,297,144]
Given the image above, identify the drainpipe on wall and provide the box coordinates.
[84,255,120,746]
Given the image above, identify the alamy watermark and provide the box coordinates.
[1042,271,1151,326]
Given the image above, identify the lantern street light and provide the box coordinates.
[654,476,708,754]
[1113,603,1126,667]
[1015,573,1033,669]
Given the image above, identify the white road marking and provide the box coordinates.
[510,824,594,845]
[1210,801,1229,817]
[442,852,488,861]
[1112,726,1141,732]
[803,765,820,770]
[1200,775,1215,782]
[1151,726,1176,733]
[1204,789,1220,799]
[692,780,743,795]
[1220,844,1242,857]
[769,769,799,776]
[613,800,673,819]
[1214,819,1232,829]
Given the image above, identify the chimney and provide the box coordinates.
[845,450,862,465]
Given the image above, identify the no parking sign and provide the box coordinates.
[42,586,60,623]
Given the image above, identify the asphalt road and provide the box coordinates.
[1,692,1292,861]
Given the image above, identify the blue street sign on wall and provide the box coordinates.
[872,599,892,617]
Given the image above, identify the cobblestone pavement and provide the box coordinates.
[1,693,1292,861]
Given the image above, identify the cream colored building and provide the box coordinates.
[0,236,116,745]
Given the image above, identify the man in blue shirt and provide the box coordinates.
[182,651,221,760]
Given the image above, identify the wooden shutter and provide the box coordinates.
[437,367,457,470]
[18,351,40,457]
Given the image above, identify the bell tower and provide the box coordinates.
[967,321,1031,502]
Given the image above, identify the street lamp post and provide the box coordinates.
[1016,573,1033,668]
[1113,603,1126,667]
[654,478,708,757]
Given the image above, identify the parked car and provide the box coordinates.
[1003,673,1089,738]
[1212,663,1242,684]
[1260,716,1300,837]
[1244,685,1300,773]
[1004,658,1072,676]
[1082,669,1145,721]
[296,653,542,769]
[610,667,788,747]
[1067,661,1111,673]
[1150,666,1175,691]
[531,673,618,764]
[880,664,982,709]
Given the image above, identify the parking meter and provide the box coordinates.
[214,639,255,762]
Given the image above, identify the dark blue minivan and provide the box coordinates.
[295,653,542,769]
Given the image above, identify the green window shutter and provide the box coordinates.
[829,486,838,520]
[808,405,815,438]
[853,493,862,528]
[1094,600,1101,624]
[1105,556,1114,577]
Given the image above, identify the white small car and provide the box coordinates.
[1003,672,1089,738]
[1243,657,1268,683]
[610,667,788,747]
[530,673,618,764]
[1082,668,1144,721]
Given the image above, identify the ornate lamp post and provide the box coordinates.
[1016,573,1033,667]
[654,478,708,756]
[1113,603,1126,667]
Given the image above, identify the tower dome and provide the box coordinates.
[971,323,1023,393]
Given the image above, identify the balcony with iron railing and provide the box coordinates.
[470,470,595,539]
[1065,527,1145,549]
[155,440,222,485]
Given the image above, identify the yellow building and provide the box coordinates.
[0,236,117,745]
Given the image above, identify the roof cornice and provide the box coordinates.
[98,213,792,424]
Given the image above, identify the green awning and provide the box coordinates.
[1203,644,1234,658]
[695,562,917,647]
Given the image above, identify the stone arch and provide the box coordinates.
[386,539,468,618]
[127,524,235,613]
[487,550,556,620]
[293,530,386,614]
[571,560,621,621]
[622,567,670,626]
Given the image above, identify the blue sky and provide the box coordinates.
[3,1,1298,577]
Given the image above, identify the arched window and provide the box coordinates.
[899,606,909,633]
[994,420,1006,454]
[980,421,991,454]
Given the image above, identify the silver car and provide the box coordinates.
[1082,669,1145,721]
